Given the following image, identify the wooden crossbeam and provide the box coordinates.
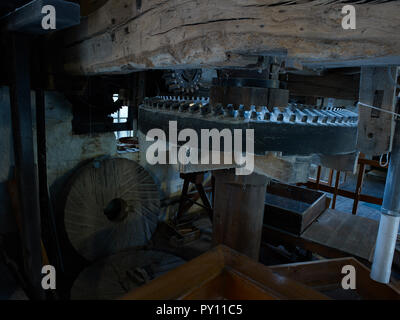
[61,0,400,75]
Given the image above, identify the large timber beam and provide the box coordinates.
[287,71,360,100]
[62,0,400,75]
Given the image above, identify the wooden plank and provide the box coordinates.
[222,270,277,300]
[61,0,400,74]
[120,245,328,300]
[303,181,383,206]
[271,257,400,300]
[180,272,225,300]
[356,67,398,156]
[253,153,311,184]
[176,152,311,184]
[270,258,347,288]
[182,269,278,300]
[262,225,355,261]
[359,157,388,169]
[221,246,328,300]
[301,209,378,262]
[311,152,359,173]
[287,72,359,100]
[331,171,340,209]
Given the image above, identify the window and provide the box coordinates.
[111,94,133,139]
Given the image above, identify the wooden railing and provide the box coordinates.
[301,156,387,215]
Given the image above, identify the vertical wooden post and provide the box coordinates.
[328,169,334,187]
[9,34,44,299]
[36,89,64,274]
[212,169,268,260]
[331,171,341,209]
[352,163,366,215]
[176,178,190,220]
[315,166,322,190]
[357,67,398,156]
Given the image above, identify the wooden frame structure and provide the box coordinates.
[304,155,387,215]
[121,245,400,300]
[121,245,328,300]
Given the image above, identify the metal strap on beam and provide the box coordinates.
[1,0,80,34]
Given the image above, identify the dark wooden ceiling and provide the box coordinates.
[0,0,33,19]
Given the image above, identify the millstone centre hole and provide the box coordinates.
[104,198,128,222]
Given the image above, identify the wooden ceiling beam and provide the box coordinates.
[60,0,400,75]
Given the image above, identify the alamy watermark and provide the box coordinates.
[41,265,56,290]
[41,5,56,30]
[145,121,254,175]
[341,5,356,30]
[341,265,356,290]
[39,3,355,31]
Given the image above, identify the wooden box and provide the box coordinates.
[270,257,400,300]
[264,181,327,235]
[120,245,327,300]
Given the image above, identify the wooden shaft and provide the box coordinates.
[212,169,269,260]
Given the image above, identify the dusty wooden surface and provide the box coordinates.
[62,0,400,74]
[175,152,311,184]
[301,208,378,262]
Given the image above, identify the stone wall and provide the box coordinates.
[0,87,182,234]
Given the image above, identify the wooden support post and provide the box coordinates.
[212,170,268,260]
[36,89,64,274]
[352,163,366,215]
[331,171,341,210]
[176,172,213,221]
[9,34,44,300]
[194,182,213,221]
[328,169,334,187]
[357,67,398,156]
[315,166,322,190]
[177,178,190,220]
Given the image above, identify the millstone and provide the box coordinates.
[63,157,160,261]
[71,249,185,300]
